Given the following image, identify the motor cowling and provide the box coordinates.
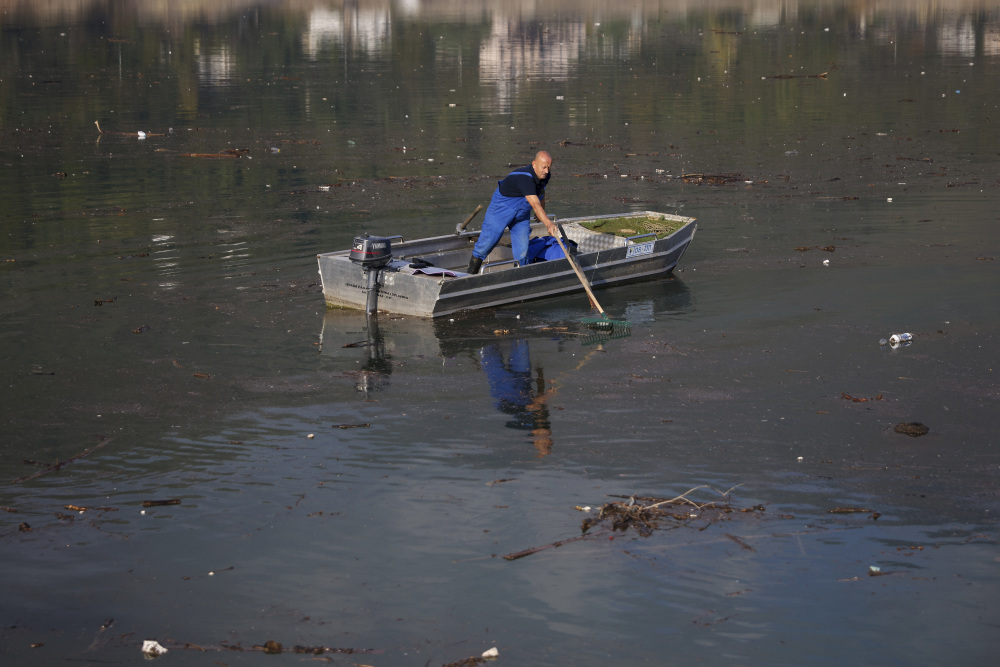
[350,234,392,269]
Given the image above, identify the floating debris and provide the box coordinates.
[681,173,747,185]
[590,485,748,537]
[141,499,181,507]
[841,392,883,403]
[65,504,117,513]
[95,120,164,137]
[180,149,249,159]
[142,640,168,657]
[259,640,282,654]
[12,436,110,484]
[159,637,381,655]
[505,485,754,560]
[827,507,873,514]
[769,71,828,79]
[894,422,929,437]
[442,656,488,667]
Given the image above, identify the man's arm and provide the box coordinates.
[525,195,558,236]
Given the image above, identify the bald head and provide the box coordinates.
[532,151,553,180]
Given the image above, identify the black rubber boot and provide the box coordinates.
[467,256,483,275]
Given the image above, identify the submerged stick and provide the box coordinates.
[503,533,592,561]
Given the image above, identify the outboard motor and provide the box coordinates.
[349,234,392,314]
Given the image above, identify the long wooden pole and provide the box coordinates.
[455,204,484,234]
[552,234,603,313]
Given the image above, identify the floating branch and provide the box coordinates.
[65,504,118,512]
[160,639,382,655]
[179,149,248,159]
[12,436,110,484]
[769,72,828,79]
[142,499,181,507]
[827,507,873,514]
[504,485,755,560]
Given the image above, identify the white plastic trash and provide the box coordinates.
[142,640,168,657]
[482,646,500,659]
[889,333,913,345]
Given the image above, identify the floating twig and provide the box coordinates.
[769,72,828,79]
[142,499,181,507]
[65,504,118,513]
[163,639,382,655]
[12,436,110,483]
[841,392,883,403]
[827,507,873,514]
[503,533,593,561]
[179,149,249,159]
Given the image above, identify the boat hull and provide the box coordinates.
[317,211,696,318]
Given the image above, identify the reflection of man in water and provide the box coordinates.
[479,339,553,456]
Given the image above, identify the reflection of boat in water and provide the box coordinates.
[316,211,696,317]
[317,276,694,367]
[319,309,561,452]
[319,280,692,452]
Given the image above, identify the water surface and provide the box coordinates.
[2,1,998,665]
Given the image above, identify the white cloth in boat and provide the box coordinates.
[409,266,465,277]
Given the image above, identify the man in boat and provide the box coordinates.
[467,150,560,274]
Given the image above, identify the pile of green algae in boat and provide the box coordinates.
[578,215,686,239]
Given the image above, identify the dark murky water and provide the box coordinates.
[2,1,998,665]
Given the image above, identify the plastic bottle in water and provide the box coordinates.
[889,333,913,345]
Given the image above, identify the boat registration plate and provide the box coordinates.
[626,241,655,258]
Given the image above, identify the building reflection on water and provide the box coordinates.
[5,1,1000,85]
